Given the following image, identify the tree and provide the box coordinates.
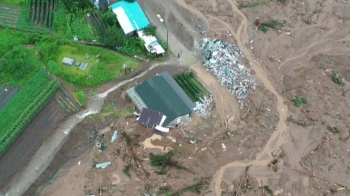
[61,0,93,13]
[102,9,118,27]
[101,26,126,49]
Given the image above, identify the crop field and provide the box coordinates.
[0,70,60,155]
[54,88,81,116]
[0,3,50,33]
[0,4,21,28]
[0,98,65,189]
[29,0,57,28]
[0,85,19,110]
[89,11,106,38]
[174,72,207,102]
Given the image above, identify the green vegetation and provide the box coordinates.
[174,72,207,102]
[46,60,63,76]
[327,126,340,134]
[50,44,139,86]
[0,45,42,85]
[293,97,307,107]
[258,20,283,33]
[0,28,30,57]
[277,0,287,3]
[264,185,273,195]
[143,25,157,36]
[122,165,132,178]
[1,0,26,7]
[75,89,87,107]
[0,70,60,155]
[149,151,191,175]
[52,3,97,41]
[332,73,345,86]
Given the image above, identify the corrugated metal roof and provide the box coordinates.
[134,72,193,126]
[138,108,164,127]
[110,1,150,34]
[112,7,134,35]
[160,72,196,109]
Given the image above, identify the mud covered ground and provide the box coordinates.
[19,0,350,195]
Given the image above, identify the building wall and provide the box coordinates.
[168,113,192,127]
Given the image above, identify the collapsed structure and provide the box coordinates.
[196,38,256,108]
[127,71,195,129]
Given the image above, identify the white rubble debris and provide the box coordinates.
[193,94,213,118]
[221,143,227,151]
[196,38,256,104]
[190,140,197,144]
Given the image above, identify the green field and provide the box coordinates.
[174,72,207,102]
[0,70,60,155]
[0,0,26,7]
[53,44,139,86]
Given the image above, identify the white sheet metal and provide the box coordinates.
[155,125,169,133]
[112,7,134,35]
[159,115,166,126]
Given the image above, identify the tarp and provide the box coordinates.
[110,1,150,34]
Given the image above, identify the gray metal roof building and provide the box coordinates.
[127,71,195,126]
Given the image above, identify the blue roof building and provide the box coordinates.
[110,1,150,36]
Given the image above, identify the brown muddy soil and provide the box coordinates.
[22,0,350,195]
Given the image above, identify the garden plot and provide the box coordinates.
[0,85,19,110]
[29,0,56,28]
[89,11,106,37]
[0,3,21,28]
[0,98,65,189]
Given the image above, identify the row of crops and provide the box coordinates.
[0,85,19,110]
[54,88,81,116]
[0,99,65,188]
[0,3,21,28]
[0,70,61,156]
[89,11,106,38]
[174,72,207,102]
[28,0,56,28]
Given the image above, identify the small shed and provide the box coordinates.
[79,62,89,71]
[62,57,74,66]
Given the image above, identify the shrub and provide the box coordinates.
[294,97,307,107]
[46,60,63,76]
[75,89,87,107]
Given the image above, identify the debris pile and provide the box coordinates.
[196,38,256,106]
[194,94,213,118]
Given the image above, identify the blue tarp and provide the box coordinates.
[110,1,150,31]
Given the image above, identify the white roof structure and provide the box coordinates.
[62,57,74,65]
[112,7,134,35]
[137,31,165,55]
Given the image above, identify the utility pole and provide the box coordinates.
[166,29,168,52]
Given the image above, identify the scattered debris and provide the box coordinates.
[111,130,119,143]
[201,147,207,151]
[196,38,256,105]
[190,140,197,144]
[78,161,81,165]
[96,161,111,169]
[193,94,213,117]
[221,143,227,151]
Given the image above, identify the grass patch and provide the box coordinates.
[0,0,26,7]
[258,20,283,33]
[293,97,307,107]
[99,105,114,119]
[122,165,132,179]
[0,45,42,85]
[332,73,345,86]
[327,126,340,134]
[54,44,139,86]
[264,186,273,195]
[74,89,87,107]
